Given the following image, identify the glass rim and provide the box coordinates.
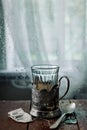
[31,64,59,70]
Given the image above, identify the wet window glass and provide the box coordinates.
[0,0,87,91]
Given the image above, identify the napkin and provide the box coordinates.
[8,108,32,123]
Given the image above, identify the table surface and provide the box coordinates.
[0,100,87,130]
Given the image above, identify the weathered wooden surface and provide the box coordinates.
[0,100,87,130]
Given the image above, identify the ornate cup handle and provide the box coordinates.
[58,76,70,100]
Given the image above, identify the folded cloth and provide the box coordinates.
[8,108,32,123]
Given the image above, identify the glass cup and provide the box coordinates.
[30,64,70,118]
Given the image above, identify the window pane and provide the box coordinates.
[65,0,85,61]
